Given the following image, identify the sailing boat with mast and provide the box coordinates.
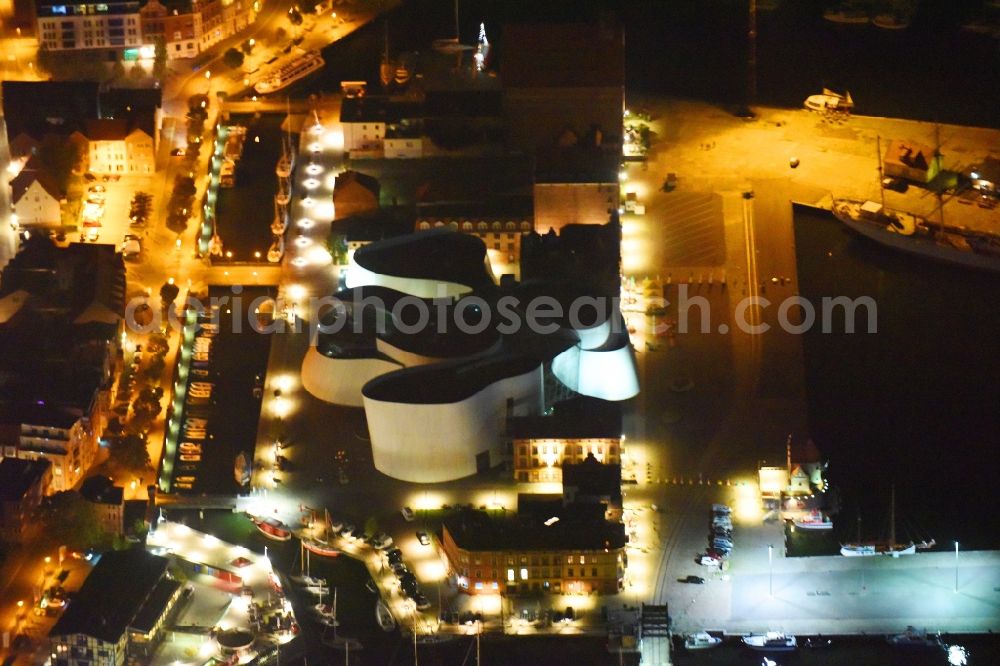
[832,134,1000,273]
[840,486,916,557]
[303,508,341,557]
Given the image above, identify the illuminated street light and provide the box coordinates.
[768,544,773,597]
[954,541,959,593]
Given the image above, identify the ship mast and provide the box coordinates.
[876,135,886,211]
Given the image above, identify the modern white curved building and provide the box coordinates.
[363,357,544,482]
[301,230,640,484]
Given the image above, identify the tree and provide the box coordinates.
[274,27,288,44]
[147,333,169,355]
[129,63,145,84]
[153,36,167,80]
[35,492,103,551]
[143,353,166,381]
[174,175,197,199]
[110,433,151,473]
[38,135,82,194]
[288,7,303,26]
[223,47,245,70]
[160,281,180,308]
[110,59,126,83]
[363,516,379,538]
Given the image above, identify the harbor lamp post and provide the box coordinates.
[954,541,959,593]
[768,544,773,597]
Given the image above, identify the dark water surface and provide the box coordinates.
[793,208,1000,551]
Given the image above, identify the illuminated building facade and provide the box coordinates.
[36,0,142,53]
[441,503,626,596]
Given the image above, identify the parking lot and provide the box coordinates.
[72,173,156,252]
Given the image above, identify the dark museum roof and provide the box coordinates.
[507,396,622,440]
[130,578,182,634]
[50,549,169,643]
[563,454,623,505]
[444,506,627,552]
[362,349,547,405]
[352,228,495,290]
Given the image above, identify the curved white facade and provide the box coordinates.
[346,255,473,299]
[364,365,543,483]
[301,346,401,408]
[551,340,639,402]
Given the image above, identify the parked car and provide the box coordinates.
[711,504,731,514]
[372,533,393,549]
[882,176,909,193]
[401,506,415,521]
[678,575,706,584]
[416,531,431,546]
[170,148,187,157]
[413,593,431,610]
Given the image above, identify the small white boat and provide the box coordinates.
[743,632,797,652]
[296,574,326,587]
[376,599,396,632]
[267,235,284,263]
[824,6,870,24]
[872,13,911,30]
[684,632,721,650]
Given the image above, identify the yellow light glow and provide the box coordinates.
[734,480,761,523]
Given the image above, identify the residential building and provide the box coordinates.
[0,457,52,542]
[0,238,125,491]
[139,0,260,60]
[84,118,155,174]
[49,549,183,665]
[81,475,125,535]
[332,170,380,219]
[509,396,623,484]
[971,156,1000,193]
[441,502,627,596]
[9,160,63,226]
[36,0,143,54]
[415,200,534,278]
[501,17,623,232]
[562,454,623,522]
[883,139,942,184]
[1,83,161,176]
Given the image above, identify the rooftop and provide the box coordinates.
[563,454,623,505]
[49,549,170,644]
[130,578,182,634]
[507,396,622,440]
[443,506,627,552]
[80,475,124,506]
[352,228,495,290]
[0,457,51,502]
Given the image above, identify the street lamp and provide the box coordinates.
[767,544,773,597]
[954,541,959,593]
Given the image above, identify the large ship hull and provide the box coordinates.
[834,201,1000,273]
[254,51,325,95]
[840,543,916,557]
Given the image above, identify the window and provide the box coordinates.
[592,567,598,577]
[474,581,483,590]
[568,567,574,576]
[520,568,528,580]
[579,556,585,565]
[506,569,514,582]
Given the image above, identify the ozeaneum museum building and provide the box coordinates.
[301,230,638,483]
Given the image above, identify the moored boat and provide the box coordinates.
[376,599,396,632]
[793,510,833,530]
[887,626,944,651]
[833,199,1000,273]
[743,632,797,652]
[254,50,325,95]
[254,516,292,541]
[303,537,340,558]
[684,632,722,650]
[873,13,911,29]
[824,6,870,23]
